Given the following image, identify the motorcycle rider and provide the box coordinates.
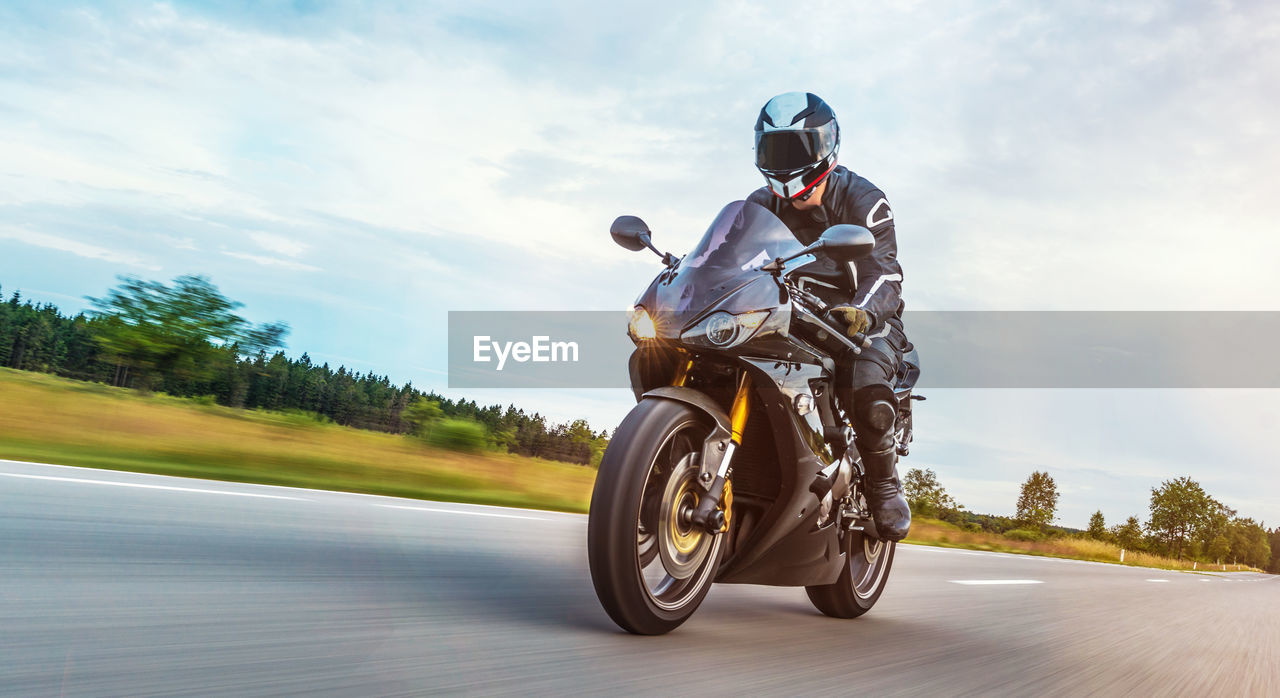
[746,91,912,541]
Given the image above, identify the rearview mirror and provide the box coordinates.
[818,224,876,261]
[610,215,651,252]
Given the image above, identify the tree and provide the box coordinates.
[87,275,287,388]
[1087,510,1107,541]
[1197,499,1236,560]
[1224,518,1271,569]
[1147,476,1213,560]
[402,397,444,436]
[1207,533,1230,563]
[903,468,962,519]
[1016,471,1059,532]
[1111,516,1144,551]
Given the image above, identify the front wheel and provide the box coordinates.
[805,524,896,618]
[588,398,725,635]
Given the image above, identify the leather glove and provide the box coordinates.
[829,305,870,337]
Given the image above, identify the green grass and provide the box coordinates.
[0,368,595,513]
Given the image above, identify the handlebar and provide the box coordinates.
[782,277,872,353]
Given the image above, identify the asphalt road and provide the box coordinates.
[1,459,1276,696]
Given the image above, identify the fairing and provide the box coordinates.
[634,200,802,338]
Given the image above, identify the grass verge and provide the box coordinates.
[0,368,594,513]
[905,516,1261,572]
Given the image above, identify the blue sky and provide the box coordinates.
[2,1,1278,528]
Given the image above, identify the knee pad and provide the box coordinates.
[862,399,895,432]
[854,386,894,421]
[852,386,896,451]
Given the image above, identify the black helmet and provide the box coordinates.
[754,92,839,200]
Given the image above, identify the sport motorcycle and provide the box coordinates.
[588,199,922,635]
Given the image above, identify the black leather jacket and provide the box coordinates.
[747,165,904,333]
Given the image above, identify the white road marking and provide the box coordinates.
[2,458,586,519]
[1146,579,1170,583]
[380,504,550,521]
[949,579,1044,585]
[0,472,307,500]
[904,545,998,555]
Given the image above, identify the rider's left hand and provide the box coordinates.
[829,305,870,337]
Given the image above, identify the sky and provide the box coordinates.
[1,0,1278,528]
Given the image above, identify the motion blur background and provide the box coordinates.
[1,1,1277,527]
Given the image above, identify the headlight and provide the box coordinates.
[705,313,737,346]
[629,306,657,341]
[681,310,770,349]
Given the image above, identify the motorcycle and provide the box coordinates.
[588,200,922,635]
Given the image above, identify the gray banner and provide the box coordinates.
[448,311,1280,389]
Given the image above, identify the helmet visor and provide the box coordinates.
[755,124,837,172]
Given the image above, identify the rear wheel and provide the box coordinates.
[805,510,896,618]
[588,399,725,635]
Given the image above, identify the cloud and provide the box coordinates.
[249,232,308,258]
[6,0,1276,311]
[158,235,198,251]
[0,225,159,270]
[222,251,320,272]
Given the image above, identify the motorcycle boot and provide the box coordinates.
[857,399,911,541]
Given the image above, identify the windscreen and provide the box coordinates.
[652,200,802,320]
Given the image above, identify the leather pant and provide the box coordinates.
[836,319,907,452]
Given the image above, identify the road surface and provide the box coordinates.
[1,459,1275,695]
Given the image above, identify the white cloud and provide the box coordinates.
[249,232,308,258]
[158,235,198,251]
[5,1,1277,311]
[0,225,160,271]
[222,251,320,272]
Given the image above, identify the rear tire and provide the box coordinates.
[805,528,896,618]
[588,398,724,635]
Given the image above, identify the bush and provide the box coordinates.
[403,397,444,436]
[249,407,331,428]
[1004,528,1044,542]
[280,408,331,426]
[426,418,489,453]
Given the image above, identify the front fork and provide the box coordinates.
[687,370,749,534]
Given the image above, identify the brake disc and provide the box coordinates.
[657,453,712,579]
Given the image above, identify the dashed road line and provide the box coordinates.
[380,504,551,521]
[949,579,1044,586]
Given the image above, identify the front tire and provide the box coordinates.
[588,399,724,635]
